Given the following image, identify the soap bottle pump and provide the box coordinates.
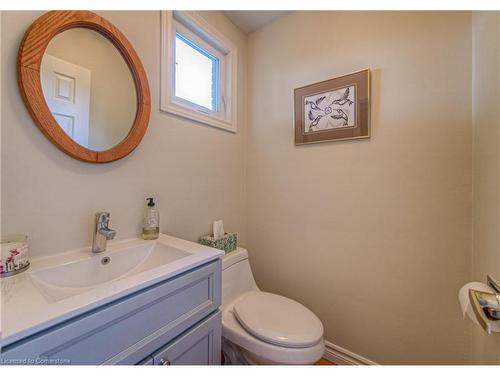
[142,197,159,240]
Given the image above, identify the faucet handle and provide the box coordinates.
[95,212,110,225]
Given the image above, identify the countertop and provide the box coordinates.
[0,234,223,347]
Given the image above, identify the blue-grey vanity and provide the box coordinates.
[0,235,224,365]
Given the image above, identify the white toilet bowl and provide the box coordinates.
[221,248,325,365]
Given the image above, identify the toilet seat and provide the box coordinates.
[233,291,323,348]
[222,298,325,364]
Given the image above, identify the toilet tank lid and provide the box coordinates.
[222,248,248,270]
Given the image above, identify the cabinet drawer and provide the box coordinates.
[152,311,221,365]
[1,260,221,365]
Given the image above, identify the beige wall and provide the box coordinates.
[246,11,472,364]
[1,10,488,365]
[472,11,500,365]
[1,11,247,257]
[45,28,137,151]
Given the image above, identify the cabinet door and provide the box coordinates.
[153,311,221,365]
[137,356,154,365]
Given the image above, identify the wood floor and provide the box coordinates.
[316,358,335,365]
[222,352,335,365]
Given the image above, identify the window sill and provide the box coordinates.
[160,102,236,133]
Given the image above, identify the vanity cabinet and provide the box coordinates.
[140,311,221,365]
[0,260,222,365]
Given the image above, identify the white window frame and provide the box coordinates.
[160,11,238,133]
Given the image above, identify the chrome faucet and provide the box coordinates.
[92,212,116,253]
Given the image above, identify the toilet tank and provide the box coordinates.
[221,248,259,306]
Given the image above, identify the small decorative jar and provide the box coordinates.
[1,235,30,277]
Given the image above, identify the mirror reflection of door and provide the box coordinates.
[41,54,91,148]
[40,28,137,152]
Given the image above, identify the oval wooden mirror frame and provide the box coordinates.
[17,11,151,163]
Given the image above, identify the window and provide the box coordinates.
[161,11,237,132]
[175,31,219,112]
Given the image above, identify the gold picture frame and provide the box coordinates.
[294,69,370,145]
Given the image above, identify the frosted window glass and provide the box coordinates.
[175,33,218,111]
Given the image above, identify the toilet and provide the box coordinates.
[221,248,325,365]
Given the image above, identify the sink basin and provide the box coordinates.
[30,240,190,302]
[1,233,223,346]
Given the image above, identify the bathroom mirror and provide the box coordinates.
[41,28,137,152]
[17,11,150,163]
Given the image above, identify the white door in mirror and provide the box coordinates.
[41,54,91,147]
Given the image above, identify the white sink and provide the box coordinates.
[1,233,224,346]
[30,238,192,302]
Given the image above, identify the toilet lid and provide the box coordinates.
[233,291,323,348]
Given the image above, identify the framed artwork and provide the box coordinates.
[294,69,370,145]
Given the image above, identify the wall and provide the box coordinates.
[1,11,247,257]
[0,10,484,365]
[471,11,500,365]
[45,28,137,151]
[246,11,472,364]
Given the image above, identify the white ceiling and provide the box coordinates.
[223,11,289,34]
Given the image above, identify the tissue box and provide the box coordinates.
[199,233,237,254]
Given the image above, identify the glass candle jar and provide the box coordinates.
[1,235,30,277]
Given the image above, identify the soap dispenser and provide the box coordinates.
[142,198,159,240]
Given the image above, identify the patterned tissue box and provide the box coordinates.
[199,233,237,254]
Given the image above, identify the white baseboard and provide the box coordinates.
[323,340,378,365]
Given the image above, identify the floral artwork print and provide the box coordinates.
[304,85,356,133]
